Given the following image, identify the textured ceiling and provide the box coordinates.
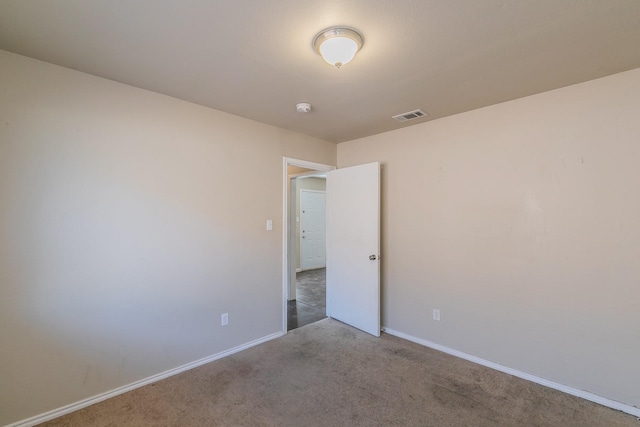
[1,0,640,143]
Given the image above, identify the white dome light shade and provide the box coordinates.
[319,37,358,68]
[313,27,363,69]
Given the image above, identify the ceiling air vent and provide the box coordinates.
[392,109,428,122]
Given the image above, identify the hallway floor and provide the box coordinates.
[287,268,326,331]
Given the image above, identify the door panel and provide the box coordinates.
[301,190,326,270]
[326,162,380,337]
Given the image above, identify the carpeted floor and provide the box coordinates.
[40,318,637,426]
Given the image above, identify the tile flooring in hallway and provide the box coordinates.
[287,268,326,331]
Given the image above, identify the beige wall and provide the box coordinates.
[287,165,315,175]
[0,50,336,425]
[338,68,640,407]
[3,44,639,423]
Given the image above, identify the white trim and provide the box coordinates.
[7,331,285,427]
[284,157,335,172]
[290,171,327,179]
[381,327,640,418]
[282,157,335,334]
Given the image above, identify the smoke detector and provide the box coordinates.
[296,102,312,113]
[392,109,428,122]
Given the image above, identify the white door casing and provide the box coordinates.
[300,190,326,270]
[326,162,381,337]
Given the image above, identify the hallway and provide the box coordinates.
[287,268,326,331]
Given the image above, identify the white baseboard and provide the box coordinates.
[295,268,302,272]
[381,327,640,418]
[8,331,285,427]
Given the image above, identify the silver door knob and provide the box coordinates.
[369,255,377,260]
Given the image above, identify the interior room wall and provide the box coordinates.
[338,68,640,408]
[0,50,336,426]
[287,166,315,175]
[294,177,326,271]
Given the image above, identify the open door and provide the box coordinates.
[326,162,380,337]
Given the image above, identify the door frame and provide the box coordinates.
[282,157,335,333]
[299,189,326,271]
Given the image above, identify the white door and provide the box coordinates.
[300,190,326,270]
[326,162,380,337]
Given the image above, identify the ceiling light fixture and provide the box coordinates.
[313,26,364,69]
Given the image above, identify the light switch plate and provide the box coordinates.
[266,220,272,231]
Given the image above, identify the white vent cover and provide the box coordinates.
[392,109,428,122]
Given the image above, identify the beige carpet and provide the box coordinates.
[41,318,637,426]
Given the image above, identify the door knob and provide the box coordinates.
[369,255,377,260]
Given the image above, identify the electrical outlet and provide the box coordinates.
[433,309,441,321]
[221,313,229,326]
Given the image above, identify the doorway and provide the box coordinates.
[283,158,381,336]
[291,184,327,330]
[282,158,334,332]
